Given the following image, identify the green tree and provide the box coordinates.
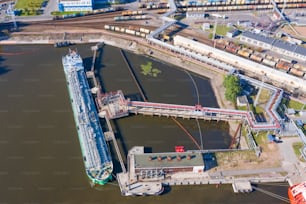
[223,75,242,103]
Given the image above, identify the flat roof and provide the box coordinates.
[242,31,306,56]
[134,152,204,169]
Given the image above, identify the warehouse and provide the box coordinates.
[240,31,306,62]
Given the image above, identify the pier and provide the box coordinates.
[120,49,147,101]
[87,43,127,175]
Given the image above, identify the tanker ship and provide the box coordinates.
[288,181,306,204]
[62,49,113,185]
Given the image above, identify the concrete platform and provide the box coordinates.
[232,181,252,193]
[117,172,163,196]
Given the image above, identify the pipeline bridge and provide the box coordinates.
[127,100,281,131]
[97,86,283,132]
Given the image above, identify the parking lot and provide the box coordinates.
[0,1,15,22]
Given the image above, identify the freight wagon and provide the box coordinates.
[114,15,148,21]
[53,7,119,20]
[289,67,305,77]
[237,49,251,58]
[262,58,276,67]
[250,53,263,62]
[276,60,292,72]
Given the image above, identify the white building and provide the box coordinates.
[58,0,94,12]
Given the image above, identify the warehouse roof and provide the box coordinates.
[242,31,274,45]
[241,31,306,57]
[134,152,204,169]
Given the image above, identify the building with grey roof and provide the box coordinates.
[129,147,205,181]
[240,31,306,62]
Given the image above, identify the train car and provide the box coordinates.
[121,10,133,16]
[276,60,292,72]
[120,28,126,33]
[104,24,110,30]
[237,49,251,58]
[215,42,226,49]
[293,64,306,72]
[265,55,280,63]
[157,8,168,14]
[140,27,150,34]
[250,54,263,62]
[114,26,120,32]
[289,67,305,77]
[262,58,276,67]
[225,43,240,54]
[125,29,136,35]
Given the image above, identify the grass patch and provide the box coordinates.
[215,150,257,168]
[254,105,264,114]
[288,100,306,110]
[51,11,82,16]
[237,106,247,111]
[253,131,268,146]
[210,24,231,37]
[15,0,46,16]
[292,142,305,161]
[257,88,271,105]
[281,98,306,110]
[140,62,161,77]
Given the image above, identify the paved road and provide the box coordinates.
[278,137,306,184]
[42,0,57,17]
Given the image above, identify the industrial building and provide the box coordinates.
[129,147,205,181]
[57,0,118,12]
[58,0,94,12]
[240,31,306,62]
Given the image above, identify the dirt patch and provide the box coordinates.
[214,146,282,172]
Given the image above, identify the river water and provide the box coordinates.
[0,44,288,203]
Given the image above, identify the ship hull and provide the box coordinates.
[288,181,306,204]
[62,49,113,186]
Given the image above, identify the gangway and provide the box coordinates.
[103,114,127,173]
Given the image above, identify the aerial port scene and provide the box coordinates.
[1,0,306,203]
